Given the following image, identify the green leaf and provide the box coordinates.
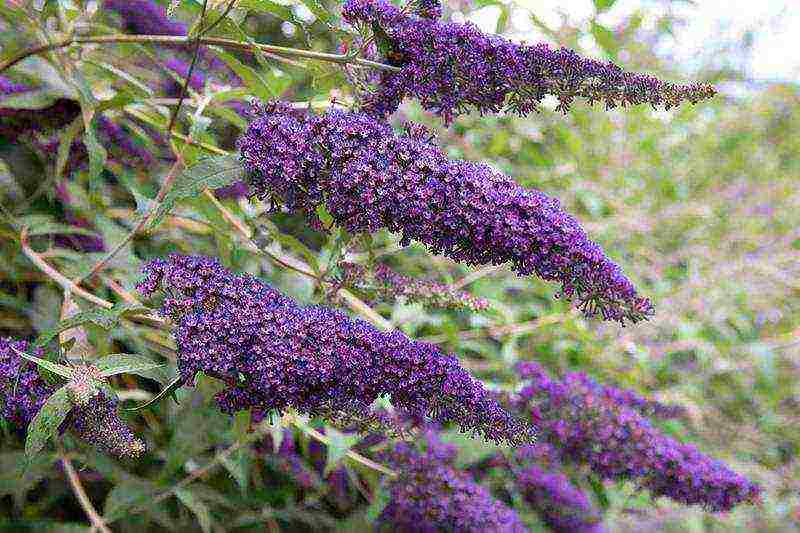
[175,488,213,533]
[34,303,151,349]
[103,480,159,522]
[83,121,108,181]
[213,50,289,100]
[55,117,84,180]
[593,0,617,12]
[14,349,73,380]
[221,410,251,491]
[365,484,390,522]
[300,0,332,23]
[591,22,618,58]
[93,353,165,379]
[258,219,320,274]
[25,386,73,457]
[237,0,294,21]
[147,154,244,230]
[125,374,184,411]
[323,427,361,476]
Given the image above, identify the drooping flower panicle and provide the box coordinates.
[514,362,760,512]
[342,0,716,123]
[137,254,535,446]
[381,431,529,532]
[239,102,653,323]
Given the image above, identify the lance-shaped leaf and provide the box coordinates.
[34,302,152,349]
[147,155,244,230]
[125,375,184,411]
[94,353,166,380]
[25,386,72,457]
[13,348,73,380]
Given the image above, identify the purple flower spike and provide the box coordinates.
[382,431,529,532]
[515,362,761,512]
[137,254,535,446]
[0,338,56,431]
[342,0,715,123]
[238,102,653,324]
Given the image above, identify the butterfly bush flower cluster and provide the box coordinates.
[342,0,716,123]
[137,254,534,446]
[514,362,760,512]
[0,339,144,458]
[239,102,652,323]
[0,338,54,430]
[380,430,528,532]
[338,262,489,312]
[512,443,604,533]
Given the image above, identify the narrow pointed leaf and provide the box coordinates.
[25,387,72,457]
[13,348,73,380]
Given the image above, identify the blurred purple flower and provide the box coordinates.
[381,430,528,532]
[0,338,55,431]
[514,362,761,512]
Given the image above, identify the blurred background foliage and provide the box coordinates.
[0,0,798,531]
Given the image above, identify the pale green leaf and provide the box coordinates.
[147,154,244,229]
[175,488,213,533]
[94,353,166,379]
[25,387,73,457]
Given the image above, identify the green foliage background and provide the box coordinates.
[0,0,798,531]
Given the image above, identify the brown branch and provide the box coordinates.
[61,455,112,533]
[20,226,167,328]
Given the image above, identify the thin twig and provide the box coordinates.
[0,34,400,74]
[167,0,209,135]
[20,226,167,328]
[61,455,112,533]
[73,153,185,286]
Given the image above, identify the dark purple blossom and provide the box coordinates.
[413,0,443,20]
[214,180,250,200]
[239,102,652,323]
[380,430,528,532]
[0,338,55,430]
[163,57,207,96]
[96,115,156,168]
[137,254,534,446]
[513,444,604,533]
[0,339,144,458]
[514,362,761,512]
[342,0,716,122]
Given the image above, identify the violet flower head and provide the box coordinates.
[342,0,715,123]
[514,362,761,512]
[0,75,29,96]
[413,0,443,20]
[513,443,605,533]
[137,254,535,446]
[380,431,528,532]
[163,57,207,96]
[239,102,653,324]
[104,0,187,36]
[0,338,55,431]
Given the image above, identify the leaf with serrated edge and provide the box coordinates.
[25,387,72,457]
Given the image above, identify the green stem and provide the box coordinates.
[0,34,401,74]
